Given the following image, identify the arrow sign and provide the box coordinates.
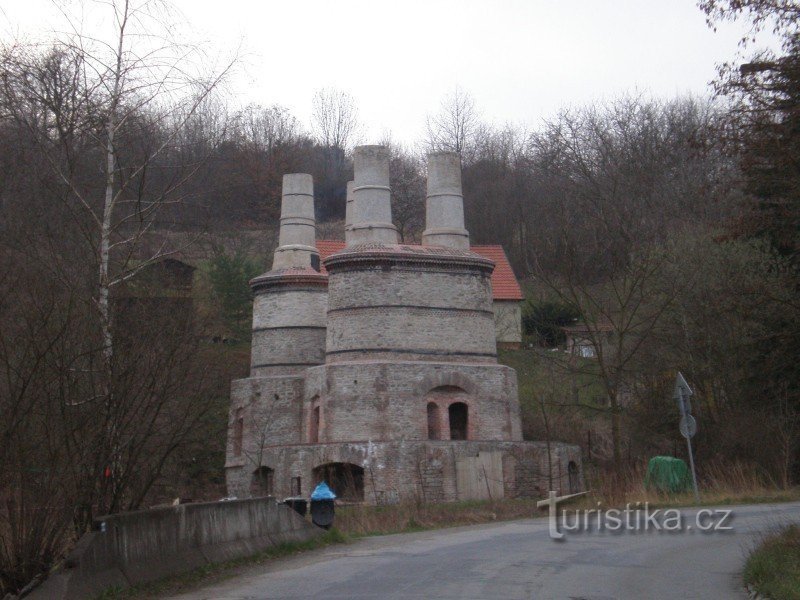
[673,371,693,416]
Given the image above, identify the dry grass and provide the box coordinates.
[744,524,800,600]
[334,460,800,539]
[334,498,542,536]
[578,459,800,510]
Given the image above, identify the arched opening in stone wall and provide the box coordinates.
[568,461,580,494]
[449,402,468,440]
[309,397,320,443]
[313,462,365,501]
[425,386,472,440]
[427,402,440,440]
[251,466,274,497]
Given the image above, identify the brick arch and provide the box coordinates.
[421,385,476,441]
[415,371,478,397]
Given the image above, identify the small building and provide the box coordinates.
[563,322,614,359]
[112,257,196,331]
[317,241,524,349]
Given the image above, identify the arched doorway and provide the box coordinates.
[312,462,365,501]
[427,402,440,440]
[251,466,274,497]
[449,402,468,440]
[425,386,471,441]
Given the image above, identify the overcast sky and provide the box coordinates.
[2,0,780,144]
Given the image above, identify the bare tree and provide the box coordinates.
[425,87,483,163]
[523,97,728,467]
[378,136,425,243]
[0,2,237,590]
[311,88,361,151]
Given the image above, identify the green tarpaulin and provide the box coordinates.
[644,456,691,494]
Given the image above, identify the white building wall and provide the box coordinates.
[493,300,522,346]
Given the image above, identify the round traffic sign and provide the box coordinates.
[679,414,697,439]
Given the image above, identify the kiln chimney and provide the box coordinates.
[422,152,469,249]
[348,145,399,245]
[272,173,320,269]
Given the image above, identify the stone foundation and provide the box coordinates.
[225,440,583,504]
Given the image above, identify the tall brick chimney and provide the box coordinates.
[347,145,399,245]
[272,173,320,269]
[422,151,470,249]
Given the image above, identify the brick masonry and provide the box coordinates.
[226,243,583,504]
[226,440,583,503]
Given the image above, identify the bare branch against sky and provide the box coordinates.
[2,0,783,143]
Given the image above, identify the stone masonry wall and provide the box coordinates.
[302,361,522,444]
[250,288,327,375]
[225,440,583,503]
[325,250,497,363]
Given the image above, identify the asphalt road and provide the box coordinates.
[166,502,800,600]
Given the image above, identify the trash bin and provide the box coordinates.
[310,481,337,529]
[283,497,307,517]
[310,498,335,529]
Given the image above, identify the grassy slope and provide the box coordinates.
[497,345,607,427]
[745,524,800,600]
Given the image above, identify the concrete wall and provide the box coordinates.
[30,498,322,600]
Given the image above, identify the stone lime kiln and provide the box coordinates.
[226,146,582,503]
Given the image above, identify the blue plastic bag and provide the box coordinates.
[310,481,337,500]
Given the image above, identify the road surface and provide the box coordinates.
[166,502,800,600]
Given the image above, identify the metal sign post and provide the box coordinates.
[674,372,700,503]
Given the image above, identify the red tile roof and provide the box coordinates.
[315,240,524,301]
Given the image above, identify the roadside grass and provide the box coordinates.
[94,476,800,600]
[335,466,800,539]
[578,459,800,510]
[744,524,800,600]
[334,498,542,537]
[94,529,347,600]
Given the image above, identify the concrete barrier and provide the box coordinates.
[29,497,322,600]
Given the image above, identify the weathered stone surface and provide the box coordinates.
[225,150,583,505]
[226,440,583,503]
[348,146,399,245]
[272,173,319,269]
[422,151,470,249]
[250,287,328,374]
[324,245,497,363]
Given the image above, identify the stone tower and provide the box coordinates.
[225,147,582,503]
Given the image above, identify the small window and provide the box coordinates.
[449,402,468,440]
[291,476,302,496]
[233,408,244,456]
